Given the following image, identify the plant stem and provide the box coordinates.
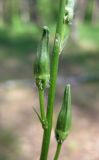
[38,89,46,121]
[40,0,66,159]
[54,143,62,160]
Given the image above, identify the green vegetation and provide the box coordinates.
[0,22,99,83]
[0,23,99,59]
[33,0,75,159]
[79,24,99,47]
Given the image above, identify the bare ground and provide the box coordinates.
[0,81,99,160]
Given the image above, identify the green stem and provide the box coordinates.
[38,89,46,122]
[54,143,62,160]
[40,0,66,160]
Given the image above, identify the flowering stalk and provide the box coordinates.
[39,0,67,159]
[34,0,75,160]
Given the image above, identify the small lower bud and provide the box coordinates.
[55,84,72,143]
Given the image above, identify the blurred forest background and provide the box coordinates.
[0,0,99,160]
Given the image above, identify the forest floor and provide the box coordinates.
[0,80,99,160]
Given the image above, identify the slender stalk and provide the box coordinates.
[38,89,46,121]
[54,143,62,160]
[40,0,66,159]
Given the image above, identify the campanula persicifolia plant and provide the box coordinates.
[33,0,76,159]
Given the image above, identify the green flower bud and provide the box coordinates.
[55,84,72,143]
[34,26,50,90]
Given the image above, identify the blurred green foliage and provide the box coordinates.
[0,0,99,82]
[0,21,99,59]
[37,0,59,24]
[79,24,99,47]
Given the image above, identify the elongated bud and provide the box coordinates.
[55,84,72,143]
[34,26,50,90]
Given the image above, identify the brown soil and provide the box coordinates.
[0,81,99,160]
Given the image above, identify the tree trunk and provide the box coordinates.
[29,0,38,22]
[3,0,13,24]
[84,0,94,23]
